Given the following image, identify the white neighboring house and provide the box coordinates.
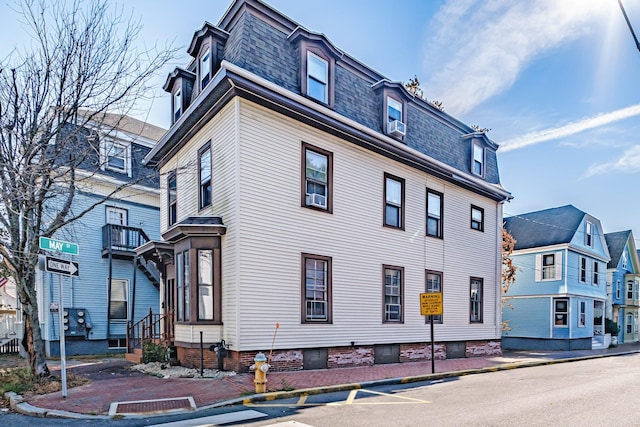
[136,0,512,372]
[0,276,21,350]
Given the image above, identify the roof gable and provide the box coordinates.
[604,230,631,269]
[505,205,585,250]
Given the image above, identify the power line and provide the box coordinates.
[618,0,640,53]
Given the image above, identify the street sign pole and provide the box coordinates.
[420,292,443,374]
[58,275,67,398]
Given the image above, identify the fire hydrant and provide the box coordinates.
[249,352,270,393]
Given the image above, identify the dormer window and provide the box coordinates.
[306,51,328,103]
[386,97,405,137]
[472,142,484,176]
[101,138,131,176]
[173,89,182,122]
[200,48,211,89]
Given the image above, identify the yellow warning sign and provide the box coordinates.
[420,293,442,316]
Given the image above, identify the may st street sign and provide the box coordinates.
[39,237,79,256]
[45,256,79,277]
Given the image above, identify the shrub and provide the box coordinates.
[605,319,620,335]
[142,341,167,363]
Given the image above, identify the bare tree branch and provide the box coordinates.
[0,0,176,377]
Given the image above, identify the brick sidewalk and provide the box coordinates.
[23,343,640,417]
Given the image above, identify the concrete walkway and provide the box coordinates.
[5,342,640,419]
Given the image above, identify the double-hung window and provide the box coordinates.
[198,250,213,320]
[470,278,483,323]
[471,205,484,231]
[554,299,568,326]
[173,89,182,122]
[426,189,443,238]
[386,97,405,136]
[109,279,128,321]
[622,252,628,270]
[616,280,621,299]
[302,143,332,212]
[200,47,211,89]
[585,221,594,247]
[578,301,586,327]
[384,174,404,229]
[543,254,556,280]
[102,139,131,175]
[198,143,212,210]
[167,172,177,226]
[302,253,331,323]
[176,251,190,321]
[384,266,403,323]
[472,142,484,176]
[579,257,587,283]
[592,261,599,286]
[628,281,634,300]
[426,271,443,323]
[306,51,328,103]
[627,313,633,334]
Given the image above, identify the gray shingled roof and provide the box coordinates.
[604,230,631,269]
[504,205,585,250]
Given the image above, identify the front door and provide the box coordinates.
[593,300,604,335]
[106,206,128,247]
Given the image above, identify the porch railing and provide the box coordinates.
[0,309,22,344]
[127,308,174,353]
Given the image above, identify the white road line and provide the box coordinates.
[148,409,268,426]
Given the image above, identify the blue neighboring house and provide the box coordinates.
[604,231,639,344]
[36,114,164,357]
[502,205,611,350]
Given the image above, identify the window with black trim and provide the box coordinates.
[168,172,177,226]
[470,278,483,323]
[384,173,404,229]
[384,265,403,323]
[302,253,332,323]
[198,143,212,210]
[200,47,211,89]
[471,205,484,231]
[426,270,443,323]
[426,189,443,238]
[472,142,484,176]
[306,51,328,103]
[302,142,332,212]
[173,89,182,122]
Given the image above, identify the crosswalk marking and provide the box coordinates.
[245,388,431,408]
[148,409,268,426]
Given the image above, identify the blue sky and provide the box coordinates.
[2,0,640,242]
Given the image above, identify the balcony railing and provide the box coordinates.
[102,224,151,253]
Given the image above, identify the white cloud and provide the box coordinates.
[499,104,640,152]
[583,145,640,178]
[422,0,608,115]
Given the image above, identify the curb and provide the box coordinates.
[8,349,640,420]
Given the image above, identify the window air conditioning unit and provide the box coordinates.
[306,193,326,208]
[388,120,406,137]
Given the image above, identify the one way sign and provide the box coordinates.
[45,256,79,277]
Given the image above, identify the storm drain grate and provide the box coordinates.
[108,396,196,416]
